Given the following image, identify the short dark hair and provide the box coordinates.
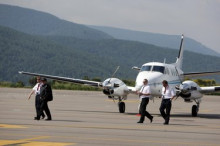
[162,80,168,85]
[41,78,47,81]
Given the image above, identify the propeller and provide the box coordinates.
[108,66,120,83]
[102,66,120,100]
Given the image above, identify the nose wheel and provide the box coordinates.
[192,105,198,117]
[192,99,200,117]
[118,102,125,113]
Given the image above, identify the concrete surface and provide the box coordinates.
[0,88,220,146]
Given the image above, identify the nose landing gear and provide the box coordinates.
[118,97,125,113]
[192,99,200,117]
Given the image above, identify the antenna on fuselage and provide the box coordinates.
[163,58,166,64]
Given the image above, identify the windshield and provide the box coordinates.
[152,66,165,73]
[140,65,152,72]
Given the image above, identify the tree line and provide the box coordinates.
[0,77,218,92]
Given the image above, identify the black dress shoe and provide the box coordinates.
[163,122,169,125]
[150,116,153,123]
[41,115,45,119]
[45,118,52,121]
[34,117,40,120]
[137,121,143,123]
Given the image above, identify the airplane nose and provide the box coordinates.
[180,84,190,93]
[135,72,162,90]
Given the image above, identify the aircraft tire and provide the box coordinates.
[192,105,198,117]
[118,102,125,113]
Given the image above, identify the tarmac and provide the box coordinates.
[0,87,220,146]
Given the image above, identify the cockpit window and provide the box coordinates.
[140,65,152,72]
[152,66,165,73]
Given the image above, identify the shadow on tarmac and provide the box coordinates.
[56,109,220,119]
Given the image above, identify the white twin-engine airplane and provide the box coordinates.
[19,35,220,117]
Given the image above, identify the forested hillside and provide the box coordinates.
[1,25,220,83]
[0,26,121,82]
[45,36,220,74]
[0,4,220,84]
[89,26,220,57]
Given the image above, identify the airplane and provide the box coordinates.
[19,34,220,117]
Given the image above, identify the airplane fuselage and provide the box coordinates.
[135,62,183,97]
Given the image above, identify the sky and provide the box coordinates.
[0,0,220,53]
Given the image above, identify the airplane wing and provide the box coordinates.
[200,86,220,94]
[183,71,220,78]
[18,71,101,87]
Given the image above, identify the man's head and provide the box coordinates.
[36,76,41,83]
[162,80,168,87]
[143,79,148,85]
[41,78,47,83]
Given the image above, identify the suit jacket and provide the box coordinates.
[40,83,53,101]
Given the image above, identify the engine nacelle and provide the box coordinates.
[102,78,129,98]
[176,80,203,100]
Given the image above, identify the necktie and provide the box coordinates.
[164,86,166,94]
[141,86,145,92]
[163,86,166,99]
[37,83,40,91]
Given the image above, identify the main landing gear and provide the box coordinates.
[192,99,200,117]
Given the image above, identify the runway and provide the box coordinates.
[0,88,220,146]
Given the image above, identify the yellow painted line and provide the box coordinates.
[59,136,219,146]
[21,141,74,146]
[0,136,74,146]
[0,133,218,146]
[0,140,74,146]
[0,124,27,128]
[19,136,50,141]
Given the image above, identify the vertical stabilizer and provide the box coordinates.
[175,34,184,69]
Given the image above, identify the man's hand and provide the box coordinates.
[139,92,143,96]
[170,96,176,101]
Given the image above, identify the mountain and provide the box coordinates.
[44,36,220,73]
[0,4,219,83]
[0,25,119,82]
[0,4,112,40]
[88,26,220,57]
[1,25,220,83]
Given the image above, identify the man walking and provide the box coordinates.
[137,79,153,124]
[28,76,45,120]
[160,80,175,125]
[37,78,53,121]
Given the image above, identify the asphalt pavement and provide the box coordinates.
[0,88,220,146]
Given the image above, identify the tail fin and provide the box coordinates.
[175,34,184,69]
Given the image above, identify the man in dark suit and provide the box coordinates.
[37,78,53,120]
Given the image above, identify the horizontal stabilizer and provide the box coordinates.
[183,71,220,78]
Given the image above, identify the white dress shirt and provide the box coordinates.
[139,85,151,100]
[32,83,42,95]
[162,86,175,99]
